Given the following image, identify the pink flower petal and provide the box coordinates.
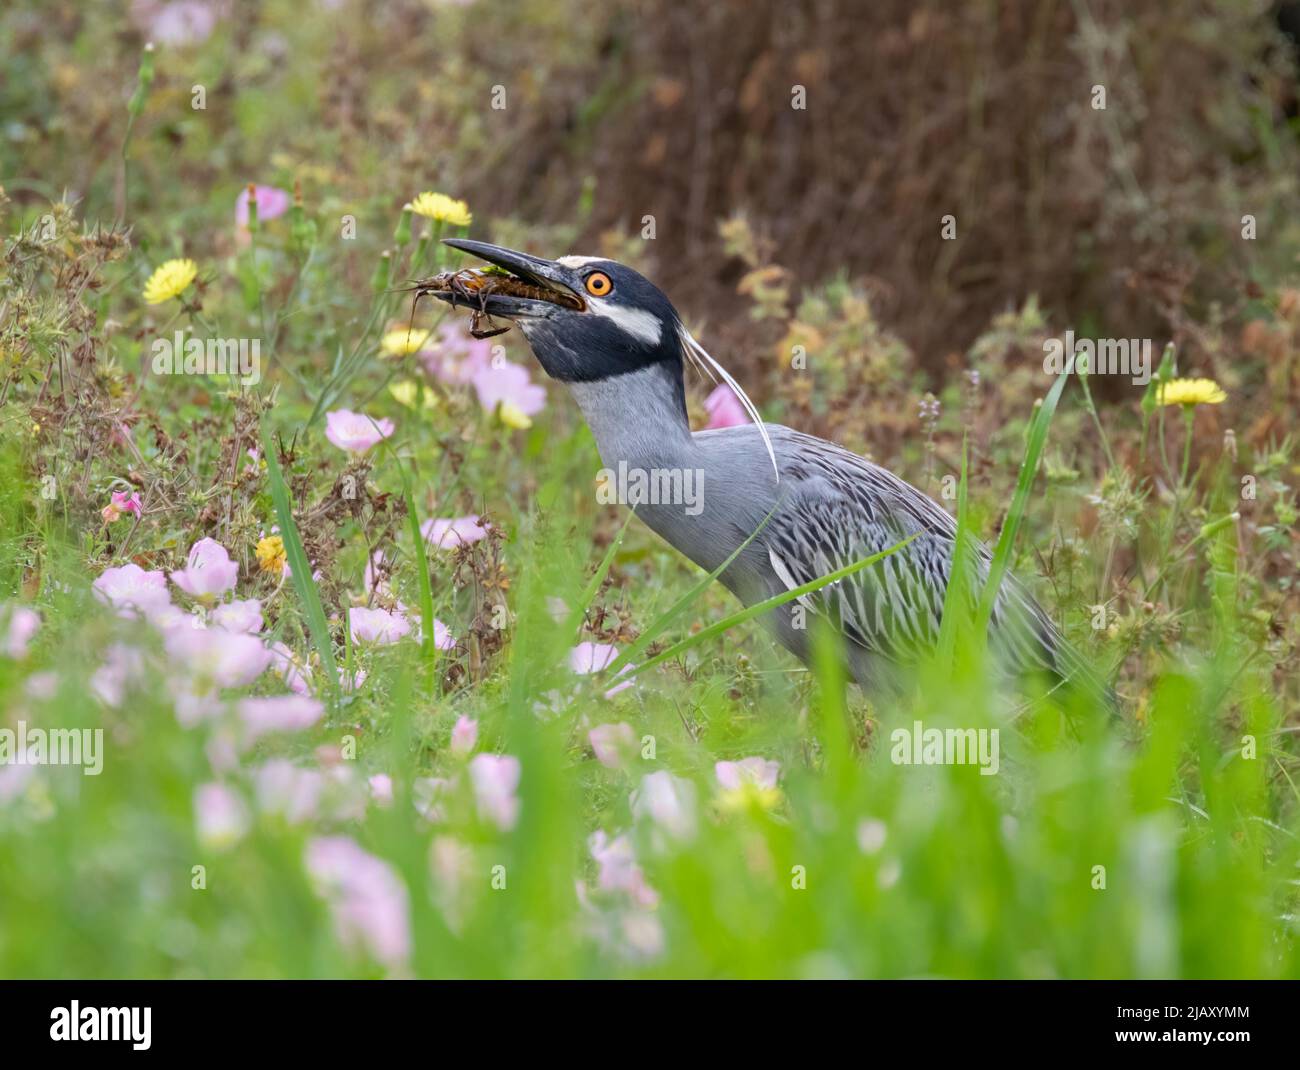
[170,537,239,601]
[2,604,40,659]
[715,757,781,792]
[93,563,172,616]
[419,321,494,384]
[420,515,489,550]
[588,722,637,769]
[235,184,292,226]
[470,360,546,417]
[704,384,749,429]
[324,409,395,454]
[237,694,324,745]
[468,753,521,831]
[305,836,411,970]
[348,606,411,645]
[211,598,263,633]
[194,782,249,849]
[449,715,478,758]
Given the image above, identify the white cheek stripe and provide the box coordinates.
[587,301,663,346]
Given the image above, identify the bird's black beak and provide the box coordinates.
[424,239,585,321]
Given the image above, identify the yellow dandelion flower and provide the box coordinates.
[142,258,198,304]
[381,327,432,356]
[256,535,286,575]
[1157,378,1226,407]
[388,379,437,410]
[497,401,533,430]
[407,191,472,227]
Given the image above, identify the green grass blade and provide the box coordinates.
[976,365,1072,632]
[602,502,781,676]
[935,433,972,666]
[566,509,637,641]
[261,424,339,699]
[399,461,437,665]
[616,533,917,681]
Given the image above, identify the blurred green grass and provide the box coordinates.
[1,418,1296,978]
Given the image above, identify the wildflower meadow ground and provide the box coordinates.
[1,2,1299,984]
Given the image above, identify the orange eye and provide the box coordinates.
[585,271,613,297]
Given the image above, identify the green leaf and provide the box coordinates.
[261,423,338,700]
[936,434,974,666]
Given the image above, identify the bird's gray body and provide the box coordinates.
[569,362,1062,695]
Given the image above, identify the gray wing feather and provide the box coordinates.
[764,429,1062,676]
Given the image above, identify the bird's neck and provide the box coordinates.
[566,361,696,470]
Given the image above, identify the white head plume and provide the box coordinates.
[677,325,779,481]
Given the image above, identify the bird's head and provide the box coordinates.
[427,238,779,477]
[430,239,683,383]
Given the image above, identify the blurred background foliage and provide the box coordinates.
[6,0,1300,366]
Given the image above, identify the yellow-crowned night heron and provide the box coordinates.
[431,238,1115,710]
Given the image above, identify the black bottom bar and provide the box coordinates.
[0,979,1291,1055]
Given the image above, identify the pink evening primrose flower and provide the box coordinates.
[715,757,782,811]
[324,409,395,454]
[237,694,325,746]
[468,753,521,831]
[90,643,145,707]
[428,834,475,929]
[419,320,493,384]
[618,912,666,960]
[25,672,58,701]
[143,602,197,633]
[305,836,412,971]
[431,619,456,651]
[235,184,292,227]
[630,771,697,842]
[420,515,490,550]
[704,384,749,429]
[449,715,478,759]
[131,0,221,47]
[2,604,40,659]
[268,641,312,696]
[194,782,250,850]
[588,722,638,770]
[93,563,172,616]
[569,641,635,697]
[368,774,394,807]
[168,675,225,729]
[170,537,239,603]
[715,757,781,792]
[348,606,411,645]
[0,754,39,804]
[254,759,324,824]
[570,641,620,674]
[211,598,263,633]
[589,830,659,909]
[470,360,546,419]
[162,625,272,689]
